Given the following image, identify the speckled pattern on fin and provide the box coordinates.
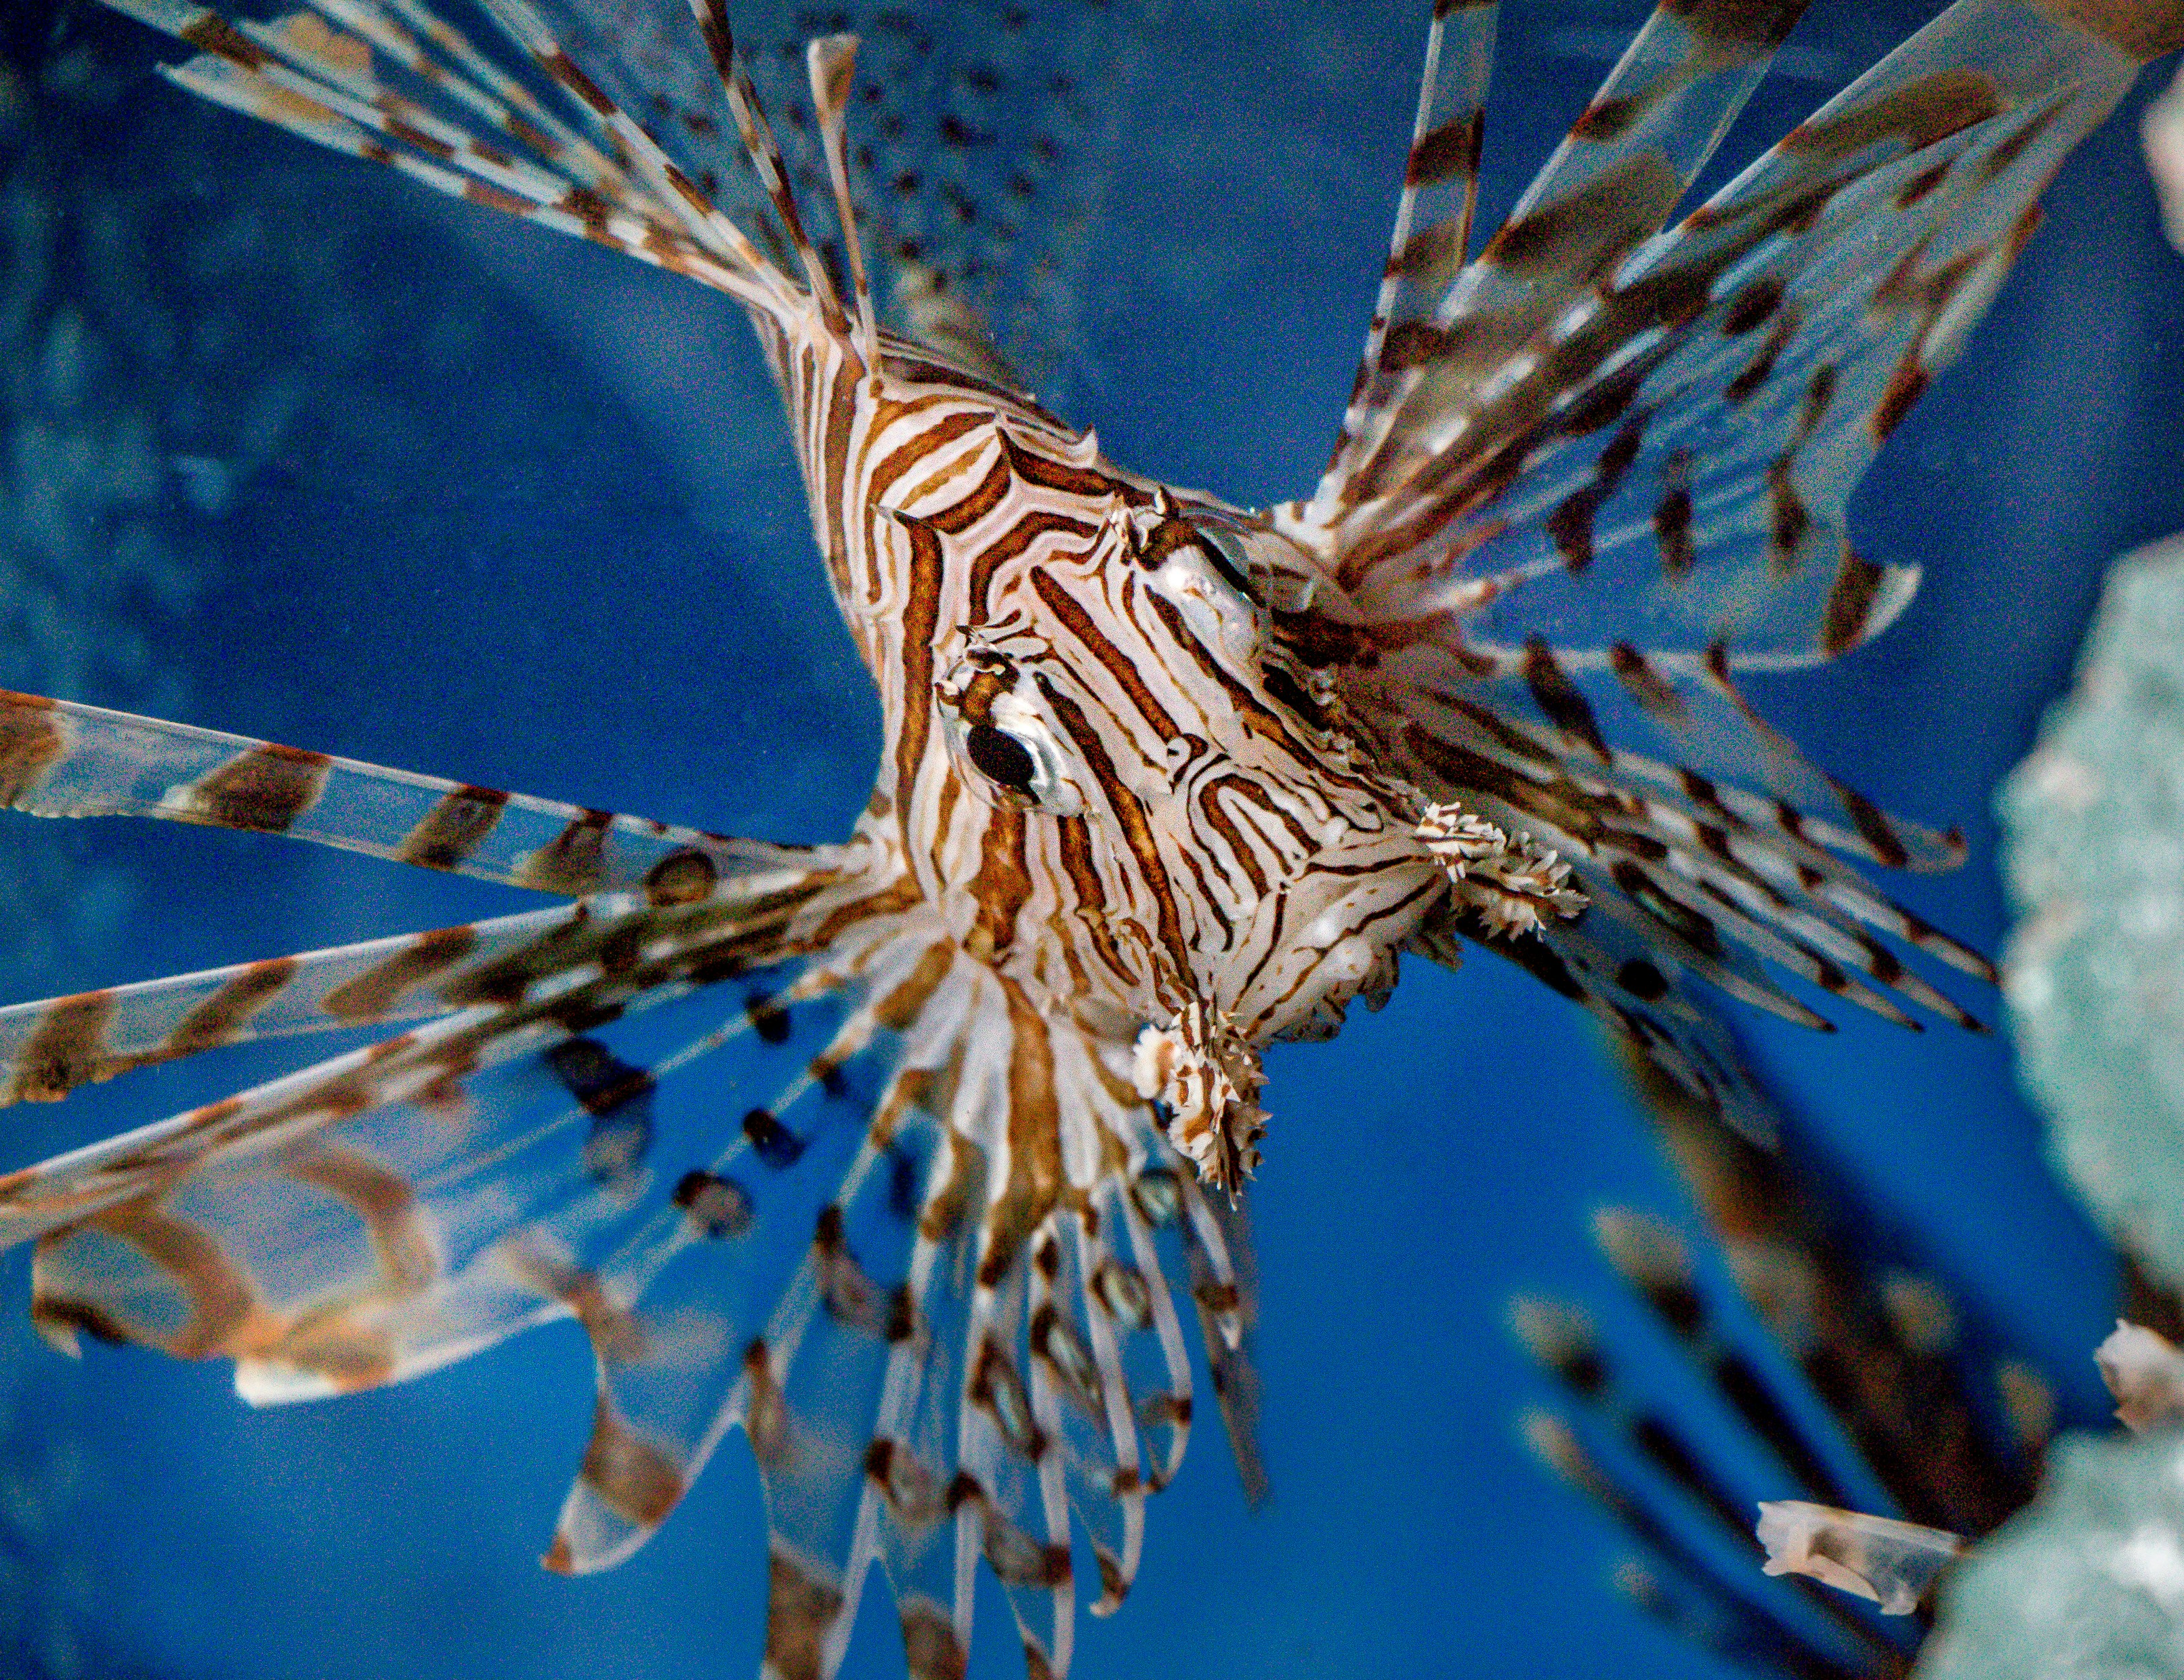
[1304,0,2163,669]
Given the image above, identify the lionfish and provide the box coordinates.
[1,0,2177,1675]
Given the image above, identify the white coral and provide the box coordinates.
[1756,1500,1963,1615]
[2097,1320,2184,1434]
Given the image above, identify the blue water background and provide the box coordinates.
[3,2,2183,1676]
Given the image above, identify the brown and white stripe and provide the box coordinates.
[10,2,2179,1677]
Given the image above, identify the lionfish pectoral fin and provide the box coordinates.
[1517,1032,2054,1669]
[1375,646,1991,1059]
[1412,904,1776,1147]
[530,943,1259,1678]
[4,910,1250,1677]
[1288,0,2158,1082]
[1326,0,2168,660]
[1,845,849,1351]
[0,902,593,1109]
[1186,1190,1269,1509]
[0,691,825,898]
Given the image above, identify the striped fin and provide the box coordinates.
[98,0,799,316]
[840,0,1149,391]
[1323,0,1499,484]
[1321,0,1815,514]
[2,908,1249,1677]
[1376,644,1991,1045]
[1,691,825,898]
[1589,1210,1868,1514]
[0,868,844,1240]
[1519,1409,1891,1680]
[1512,1026,2072,1671]
[667,0,853,337]
[1509,1294,1914,1670]
[1312,0,2175,667]
[114,0,1143,387]
[0,862,833,1109]
[8,942,847,1389]
[518,947,1246,1675]
[807,33,880,368]
[1511,1033,2058,1673]
[536,0,1158,391]
[0,907,581,1106]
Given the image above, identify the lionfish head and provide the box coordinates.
[893,471,1445,1184]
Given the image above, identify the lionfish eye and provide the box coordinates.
[964,723,1038,795]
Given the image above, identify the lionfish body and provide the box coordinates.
[0,1,2177,1675]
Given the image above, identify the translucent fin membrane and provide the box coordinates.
[1513,1025,2080,1675]
[2,691,824,898]
[1,887,1260,1676]
[1310,0,2171,667]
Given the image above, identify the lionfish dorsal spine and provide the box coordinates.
[805,32,883,368]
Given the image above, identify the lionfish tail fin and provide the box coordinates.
[2,894,1239,1678]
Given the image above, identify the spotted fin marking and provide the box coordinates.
[153,0,1139,390]
[0,865,840,1110]
[0,691,824,899]
[1375,646,1992,1049]
[1324,0,1500,486]
[96,0,805,316]
[104,0,1135,394]
[713,0,1151,392]
[1311,0,2179,667]
[0,908,1245,1679]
